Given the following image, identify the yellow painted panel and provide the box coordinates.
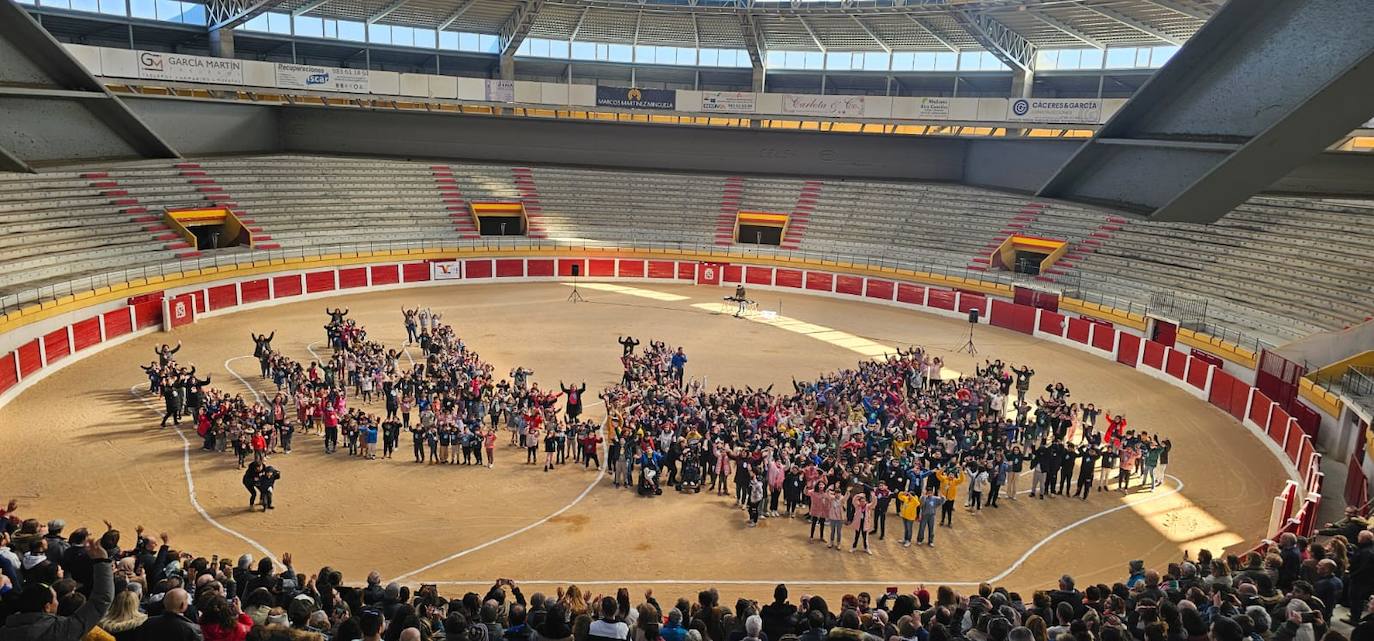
[1308,350,1374,382]
[1298,379,1344,418]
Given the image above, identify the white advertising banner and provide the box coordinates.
[779,94,865,118]
[136,50,243,84]
[700,91,756,114]
[275,63,369,93]
[1006,98,1102,123]
[484,79,515,103]
[431,261,463,280]
[914,97,951,121]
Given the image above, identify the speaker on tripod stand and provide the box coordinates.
[956,308,979,355]
[567,263,585,302]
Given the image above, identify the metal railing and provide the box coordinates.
[1062,271,1276,354]
[1058,272,1146,317]
[1344,367,1374,399]
[0,238,1019,313]
[0,237,1268,353]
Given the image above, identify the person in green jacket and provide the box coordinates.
[1140,438,1164,491]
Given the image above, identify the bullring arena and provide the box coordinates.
[1,1,1373,639]
[0,276,1292,596]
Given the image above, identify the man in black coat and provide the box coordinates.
[242,461,262,508]
[1049,575,1086,619]
[760,584,797,641]
[1347,530,1374,622]
[133,529,170,587]
[59,529,94,596]
[136,587,201,641]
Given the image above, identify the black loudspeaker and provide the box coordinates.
[968,308,979,324]
[571,264,581,277]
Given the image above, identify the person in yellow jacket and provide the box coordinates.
[936,467,965,527]
[895,490,920,547]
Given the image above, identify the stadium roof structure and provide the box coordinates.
[203,0,1219,64]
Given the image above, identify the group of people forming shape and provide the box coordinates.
[138,306,1170,541]
[599,338,1172,555]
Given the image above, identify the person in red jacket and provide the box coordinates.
[250,430,267,464]
[198,594,253,641]
[1104,412,1127,446]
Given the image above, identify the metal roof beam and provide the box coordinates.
[738,12,763,68]
[796,16,826,51]
[570,6,590,40]
[1029,11,1104,49]
[366,0,410,24]
[498,0,547,57]
[290,0,332,18]
[851,16,890,53]
[1037,0,1374,222]
[206,0,285,31]
[951,10,1034,72]
[1141,0,1211,21]
[0,0,178,162]
[437,0,478,31]
[0,143,34,174]
[1080,4,1183,45]
[905,15,956,52]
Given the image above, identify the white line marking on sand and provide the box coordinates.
[407,476,1183,587]
[985,474,1183,583]
[390,405,608,584]
[129,384,283,569]
[224,356,264,404]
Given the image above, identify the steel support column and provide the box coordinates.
[206,0,285,32]
[0,0,178,165]
[497,0,545,59]
[1038,0,1374,222]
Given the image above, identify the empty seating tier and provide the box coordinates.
[1,154,1368,344]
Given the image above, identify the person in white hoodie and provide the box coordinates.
[587,597,629,641]
[969,466,990,512]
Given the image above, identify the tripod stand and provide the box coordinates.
[955,323,978,356]
[567,278,585,303]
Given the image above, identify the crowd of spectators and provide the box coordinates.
[1,492,1370,641]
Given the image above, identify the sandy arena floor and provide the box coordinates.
[0,281,1288,600]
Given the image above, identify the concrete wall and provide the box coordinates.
[124,96,1060,186]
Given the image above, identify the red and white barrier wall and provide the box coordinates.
[0,254,1321,541]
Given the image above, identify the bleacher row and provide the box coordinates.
[0,154,1370,344]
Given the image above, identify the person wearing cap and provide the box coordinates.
[41,522,68,566]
